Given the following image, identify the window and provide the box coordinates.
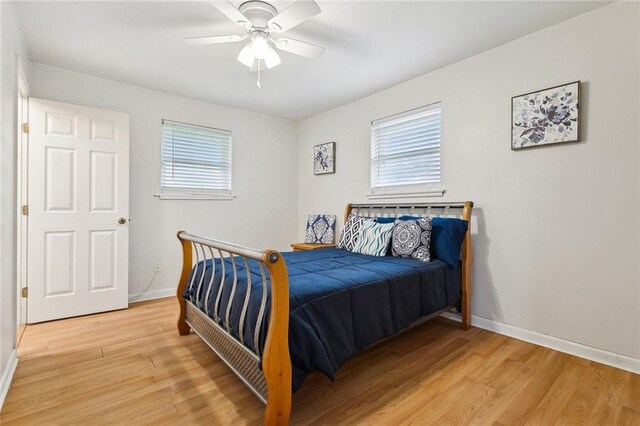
[160,119,232,198]
[370,103,442,193]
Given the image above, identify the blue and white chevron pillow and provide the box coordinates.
[352,221,394,257]
[304,214,337,244]
[337,214,373,250]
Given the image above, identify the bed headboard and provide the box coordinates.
[344,201,473,223]
[343,201,474,330]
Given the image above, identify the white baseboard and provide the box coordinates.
[0,350,18,411]
[122,290,640,374]
[441,312,640,375]
[128,288,175,303]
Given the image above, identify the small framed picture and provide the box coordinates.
[314,142,335,175]
[511,81,580,150]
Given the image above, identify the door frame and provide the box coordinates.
[16,59,29,344]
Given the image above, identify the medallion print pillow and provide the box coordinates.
[337,214,373,251]
[391,217,433,262]
[304,214,337,244]
[352,221,395,257]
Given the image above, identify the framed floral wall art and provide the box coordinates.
[511,81,580,150]
[314,142,335,175]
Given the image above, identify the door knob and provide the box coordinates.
[118,217,128,225]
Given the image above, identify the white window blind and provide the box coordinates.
[370,103,441,191]
[161,119,232,196]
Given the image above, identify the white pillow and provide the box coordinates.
[352,221,394,257]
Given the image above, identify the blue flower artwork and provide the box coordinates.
[512,81,580,150]
[314,142,335,174]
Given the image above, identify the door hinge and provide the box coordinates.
[21,287,28,298]
[22,122,29,134]
[22,205,29,216]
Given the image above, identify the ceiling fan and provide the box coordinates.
[186,0,325,87]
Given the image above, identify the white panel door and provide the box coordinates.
[28,99,129,323]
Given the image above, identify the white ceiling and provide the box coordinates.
[16,1,608,120]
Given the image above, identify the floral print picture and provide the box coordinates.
[512,81,580,150]
[314,142,335,175]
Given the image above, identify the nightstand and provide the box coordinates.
[290,243,336,251]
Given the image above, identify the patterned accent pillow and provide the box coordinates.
[391,217,433,262]
[304,214,337,244]
[337,214,373,251]
[352,221,394,257]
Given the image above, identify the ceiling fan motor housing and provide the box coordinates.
[239,1,278,29]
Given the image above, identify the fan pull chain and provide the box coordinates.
[257,61,262,89]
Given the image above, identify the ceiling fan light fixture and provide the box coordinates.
[251,33,270,59]
[237,44,255,67]
[187,0,325,83]
[264,47,281,69]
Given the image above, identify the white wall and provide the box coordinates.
[28,64,299,300]
[6,0,639,378]
[0,1,29,397]
[297,2,640,359]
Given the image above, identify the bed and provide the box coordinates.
[176,202,473,425]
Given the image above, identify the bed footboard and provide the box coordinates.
[176,232,291,425]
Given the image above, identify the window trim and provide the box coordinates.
[368,102,444,198]
[154,192,236,201]
[158,119,234,200]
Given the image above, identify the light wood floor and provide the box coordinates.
[1,298,638,425]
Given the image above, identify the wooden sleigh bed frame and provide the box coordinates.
[176,201,473,425]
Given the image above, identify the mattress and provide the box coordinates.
[183,247,461,391]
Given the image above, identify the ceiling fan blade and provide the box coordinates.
[212,1,252,28]
[274,37,325,59]
[185,34,247,45]
[267,0,321,33]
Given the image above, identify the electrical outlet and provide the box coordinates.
[154,262,161,273]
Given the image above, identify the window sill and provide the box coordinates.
[154,193,236,201]
[367,188,445,200]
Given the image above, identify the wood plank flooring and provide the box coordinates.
[1,298,638,425]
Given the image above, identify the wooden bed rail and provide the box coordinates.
[343,201,474,330]
[176,231,292,425]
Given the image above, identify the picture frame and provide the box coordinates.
[314,142,335,175]
[511,81,581,150]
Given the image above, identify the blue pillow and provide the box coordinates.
[374,217,395,224]
[430,217,468,267]
[375,215,421,224]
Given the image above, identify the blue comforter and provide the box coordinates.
[184,248,461,391]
